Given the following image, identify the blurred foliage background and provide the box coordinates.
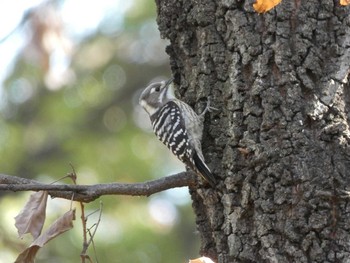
[0,0,200,262]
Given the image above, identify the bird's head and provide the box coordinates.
[139,78,175,116]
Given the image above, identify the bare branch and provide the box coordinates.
[0,172,196,203]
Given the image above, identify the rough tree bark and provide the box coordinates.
[156,1,350,262]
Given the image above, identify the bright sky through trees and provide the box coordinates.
[0,0,131,91]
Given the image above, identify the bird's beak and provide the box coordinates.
[164,77,174,88]
[163,77,175,100]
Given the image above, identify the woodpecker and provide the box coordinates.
[139,78,217,187]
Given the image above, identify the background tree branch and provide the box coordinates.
[0,172,196,203]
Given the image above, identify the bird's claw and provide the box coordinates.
[201,97,218,116]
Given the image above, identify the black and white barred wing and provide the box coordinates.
[150,101,192,161]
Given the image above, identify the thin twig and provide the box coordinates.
[65,165,89,263]
[80,201,87,263]
[0,172,196,203]
[89,234,98,263]
[86,202,103,263]
[80,202,103,262]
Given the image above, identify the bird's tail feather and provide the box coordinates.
[193,152,217,187]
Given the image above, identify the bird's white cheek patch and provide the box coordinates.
[140,100,157,116]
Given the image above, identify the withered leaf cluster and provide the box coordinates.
[14,191,75,263]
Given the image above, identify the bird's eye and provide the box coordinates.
[150,85,161,93]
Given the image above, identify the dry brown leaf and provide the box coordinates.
[253,0,282,13]
[189,256,215,263]
[14,246,40,263]
[15,191,48,239]
[340,0,350,6]
[15,209,76,263]
[32,209,76,247]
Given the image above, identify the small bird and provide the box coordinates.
[139,78,217,187]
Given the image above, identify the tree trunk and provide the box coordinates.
[156,1,350,262]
